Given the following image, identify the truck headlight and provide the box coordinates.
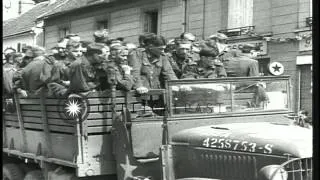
[258,165,288,180]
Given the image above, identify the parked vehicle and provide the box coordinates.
[3,76,312,180]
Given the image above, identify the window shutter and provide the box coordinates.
[144,13,150,32]
[227,0,253,29]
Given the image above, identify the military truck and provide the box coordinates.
[2,76,312,180]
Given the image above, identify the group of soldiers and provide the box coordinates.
[3,30,262,100]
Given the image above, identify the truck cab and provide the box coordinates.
[159,76,312,180]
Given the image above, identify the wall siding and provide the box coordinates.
[269,41,299,111]
[253,0,271,33]
[271,0,298,37]
[3,34,34,52]
[298,0,311,28]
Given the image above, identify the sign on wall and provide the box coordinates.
[227,40,268,55]
[299,31,312,52]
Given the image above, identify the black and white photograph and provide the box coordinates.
[2,0,313,180]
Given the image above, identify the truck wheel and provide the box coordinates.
[3,163,24,180]
[23,170,44,180]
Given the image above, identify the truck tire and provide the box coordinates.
[3,163,24,180]
[23,170,44,180]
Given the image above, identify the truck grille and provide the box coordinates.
[280,157,312,180]
[173,147,257,180]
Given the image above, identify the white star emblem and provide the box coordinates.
[120,155,137,179]
[269,62,284,76]
[65,100,81,117]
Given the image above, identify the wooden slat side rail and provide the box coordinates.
[13,93,27,152]
[87,126,112,133]
[4,115,75,127]
[43,103,142,113]
[40,90,53,157]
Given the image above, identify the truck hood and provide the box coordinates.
[171,122,312,158]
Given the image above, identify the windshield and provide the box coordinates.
[167,76,290,117]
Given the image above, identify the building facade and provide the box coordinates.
[40,0,312,115]
[2,1,52,52]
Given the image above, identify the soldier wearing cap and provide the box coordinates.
[49,38,76,85]
[169,39,200,79]
[179,32,201,53]
[66,38,83,60]
[93,29,109,44]
[200,33,228,57]
[68,42,130,93]
[3,51,18,97]
[52,38,68,60]
[46,39,91,97]
[197,33,228,78]
[19,46,34,68]
[97,45,133,91]
[128,35,177,94]
[221,44,259,77]
[197,57,227,78]
[93,30,110,59]
[137,33,156,49]
[14,49,57,96]
[68,43,106,93]
[164,39,176,54]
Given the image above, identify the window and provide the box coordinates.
[17,43,21,52]
[144,10,158,34]
[227,0,253,29]
[96,20,109,31]
[58,26,70,39]
[257,58,271,76]
[168,78,290,117]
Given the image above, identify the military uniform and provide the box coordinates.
[197,58,227,78]
[129,49,177,90]
[199,42,220,58]
[68,43,133,93]
[222,54,259,77]
[18,55,56,93]
[3,63,17,97]
[68,56,96,93]
[169,52,200,79]
[198,42,227,78]
[94,60,133,91]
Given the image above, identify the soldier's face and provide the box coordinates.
[115,50,128,64]
[70,47,82,58]
[208,39,217,47]
[110,49,117,58]
[8,56,14,64]
[25,49,33,58]
[176,44,191,58]
[147,45,166,58]
[15,57,23,65]
[57,47,66,56]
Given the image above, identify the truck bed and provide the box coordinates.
[3,90,143,177]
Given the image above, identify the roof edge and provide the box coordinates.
[3,30,33,39]
[37,1,116,20]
